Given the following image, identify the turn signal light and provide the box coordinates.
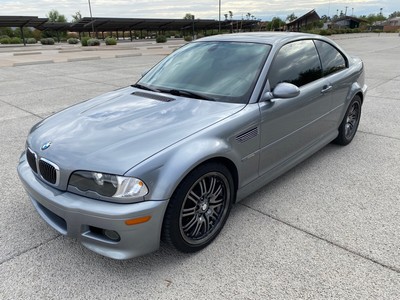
[125,216,152,226]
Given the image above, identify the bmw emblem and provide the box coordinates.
[41,141,52,151]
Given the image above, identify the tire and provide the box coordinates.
[161,162,234,253]
[333,95,362,146]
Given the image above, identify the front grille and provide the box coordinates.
[39,159,58,184]
[26,148,60,186]
[26,148,38,173]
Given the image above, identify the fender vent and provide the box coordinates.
[236,127,259,143]
[132,91,175,102]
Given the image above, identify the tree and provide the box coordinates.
[224,13,228,21]
[388,11,400,18]
[268,17,284,30]
[228,11,233,20]
[47,9,67,22]
[71,11,82,23]
[362,13,386,25]
[183,13,194,20]
[286,13,297,22]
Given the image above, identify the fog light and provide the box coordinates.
[102,229,120,242]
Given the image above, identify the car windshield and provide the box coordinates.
[137,41,271,103]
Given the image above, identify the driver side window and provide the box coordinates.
[268,40,322,90]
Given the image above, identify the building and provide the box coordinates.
[286,9,320,32]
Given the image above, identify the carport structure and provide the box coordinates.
[0,16,47,45]
[69,17,260,40]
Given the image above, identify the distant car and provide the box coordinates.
[18,33,367,259]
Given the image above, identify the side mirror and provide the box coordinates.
[262,82,300,101]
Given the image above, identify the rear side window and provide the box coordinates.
[268,40,322,90]
[314,40,347,76]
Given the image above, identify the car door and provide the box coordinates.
[314,39,352,125]
[258,39,333,176]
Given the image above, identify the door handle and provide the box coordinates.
[321,85,333,93]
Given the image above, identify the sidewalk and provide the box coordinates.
[0,39,184,67]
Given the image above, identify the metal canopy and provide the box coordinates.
[0,16,48,28]
[70,17,220,32]
[0,15,260,34]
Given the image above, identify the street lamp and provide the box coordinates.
[88,0,95,36]
[219,0,221,33]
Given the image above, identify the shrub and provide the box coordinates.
[67,38,79,44]
[81,36,90,46]
[10,37,22,44]
[184,36,193,42]
[26,38,37,44]
[40,38,55,45]
[87,38,100,46]
[105,37,117,45]
[0,37,11,44]
[156,35,167,43]
[319,29,331,36]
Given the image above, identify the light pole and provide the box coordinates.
[88,0,95,37]
[218,0,221,33]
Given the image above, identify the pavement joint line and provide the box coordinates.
[0,99,44,120]
[239,203,400,274]
[358,130,400,141]
[0,234,62,265]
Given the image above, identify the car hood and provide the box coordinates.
[28,87,244,174]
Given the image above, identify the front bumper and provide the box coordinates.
[17,155,169,260]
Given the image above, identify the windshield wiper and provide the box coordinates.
[131,83,160,92]
[161,89,215,101]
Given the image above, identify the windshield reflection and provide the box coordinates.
[138,41,271,104]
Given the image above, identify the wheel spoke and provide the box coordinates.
[207,176,216,195]
[182,215,197,232]
[199,178,207,196]
[182,206,196,217]
[188,190,201,204]
[191,217,204,237]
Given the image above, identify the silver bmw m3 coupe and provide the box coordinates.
[18,32,367,259]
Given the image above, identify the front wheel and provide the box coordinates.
[162,162,234,253]
[333,95,362,146]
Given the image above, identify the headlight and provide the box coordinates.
[68,171,148,203]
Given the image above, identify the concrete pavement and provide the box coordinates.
[0,33,399,299]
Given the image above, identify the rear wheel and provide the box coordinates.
[333,95,362,145]
[162,162,234,253]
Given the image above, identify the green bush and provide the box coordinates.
[319,29,332,36]
[87,38,100,46]
[81,36,90,46]
[40,38,55,45]
[184,36,193,42]
[105,37,117,45]
[26,38,37,44]
[10,37,22,44]
[156,35,167,43]
[67,38,79,44]
[0,37,11,44]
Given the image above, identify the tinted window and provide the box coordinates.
[268,40,322,90]
[314,40,347,76]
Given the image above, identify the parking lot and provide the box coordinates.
[0,33,399,299]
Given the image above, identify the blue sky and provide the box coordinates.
[0,0,398,21]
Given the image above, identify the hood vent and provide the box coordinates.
[236,127,259,143]
[132,91,175,102]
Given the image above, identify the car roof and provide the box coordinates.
[197,32,329,47]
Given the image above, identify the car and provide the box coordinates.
[18,32,367,259]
